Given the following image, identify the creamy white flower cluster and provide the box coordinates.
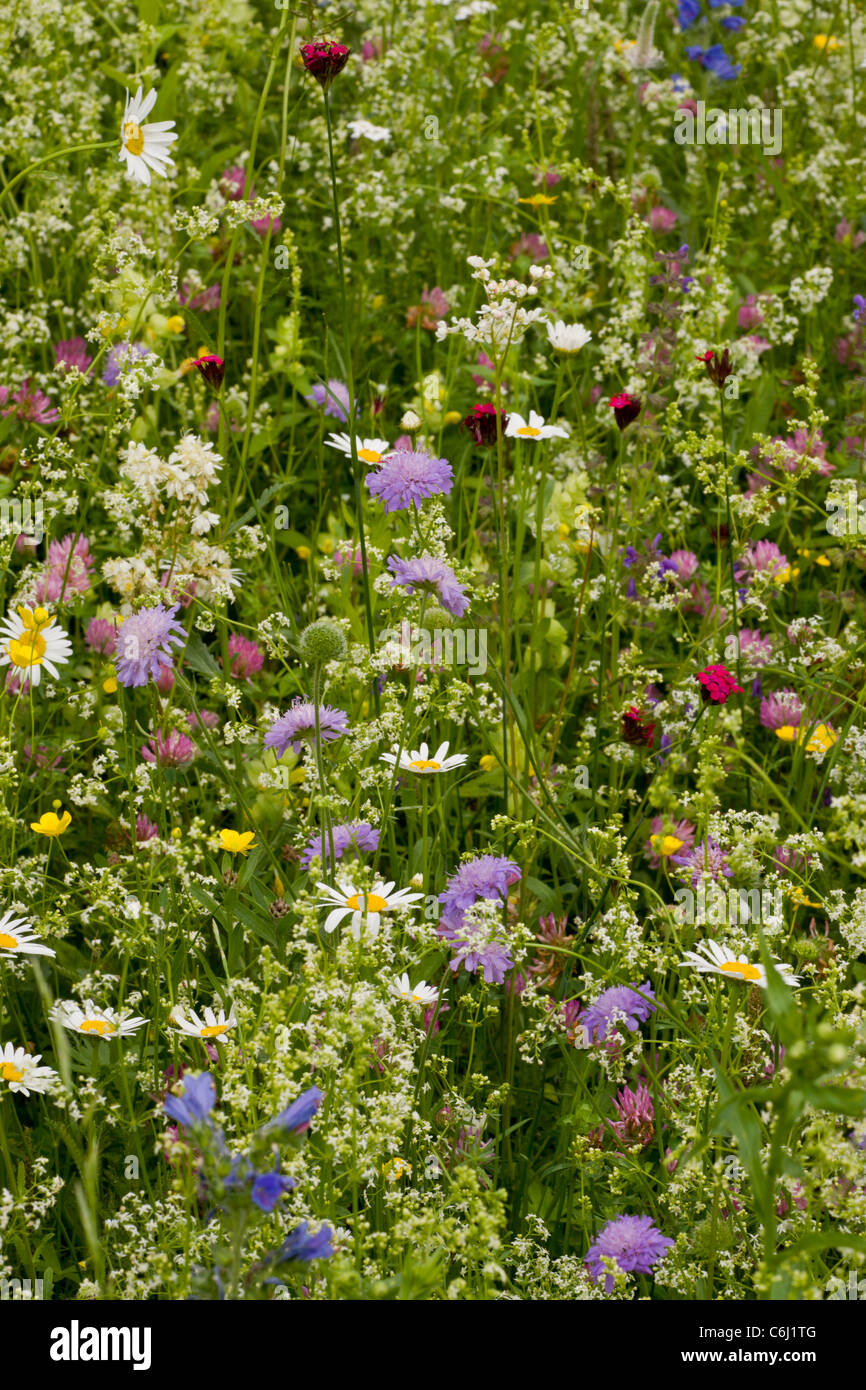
[435,255,553,356]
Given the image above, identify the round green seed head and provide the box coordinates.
[298,619,348,664]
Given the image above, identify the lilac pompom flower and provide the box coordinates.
[264,698,349,757]
[300,820,379,869]
[115,603,186,688]
[387,553,470,616]
[438,854,522,929]
[366,450,454,512]
[306,378,354,422]
[581,982,657,1044]
[585,1215,673,1292]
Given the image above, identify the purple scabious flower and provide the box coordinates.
[264,698,349,757]
[163,1072,216,1128]
[366,450,454,512]
[671,835,733,886]
[582,983,657,1044]
[299,820,379,869]
[387,553,470,617]
[440,916,515,985]
[115,603,186,688]
[306,378,353,422]
[438,854,522,930]
[103,341,150,387]
[585,1215,673,1292]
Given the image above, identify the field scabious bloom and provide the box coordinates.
[585,1215,673,1292]
[115,604,186,687]
[438,855,522,929]
[386,554,470,616]
[264,700,349,756]
[300,821,379,868]
[366,450,454,511]
[581,984,657,1044]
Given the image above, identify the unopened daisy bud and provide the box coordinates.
[409,873,424,889]
[298,619,347,665]
[401,409,421,431]
[193,354,225,391]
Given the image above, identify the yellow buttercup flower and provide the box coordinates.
[479,754,497,772]
[296,545,312,561]
[518,193,557,207]
[31,811,71,837]
[787,885,823,910]
[650,833,684,858]
[219,829,257,855]
[775,725,799,743]
[813,33,840,50]
[165,315,185,334]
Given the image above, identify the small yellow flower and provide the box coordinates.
[479,754,497,772]
[296,545,312,561]
[787,885,823,909]
[31,811,71,837]
[772,565,800,585]
[165,315,185,334]
[813,33,840,50]
[518,193,558,207]
[219,829,257,855]
[382,1156,412,1180]
[650,833,684,858]
[775,725,799,743]
[801,723,837,754]
[289,767,306,786]
[815,554,831,567]
[371,294,386,310]
[171,827,182,839]
[102,677,118,694]
[443,410,462,426]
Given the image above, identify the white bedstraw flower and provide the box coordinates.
[678,938,800,988]
[119,86,178,186]
[505,410,569,441]
[0,910,55,958]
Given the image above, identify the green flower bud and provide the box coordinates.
[298,619,347,664]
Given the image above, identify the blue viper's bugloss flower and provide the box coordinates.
[251,1171,297,1213]
[265,1083,325,1134]
[721,15,746,29]
[164,1071,216,1128]
[273,1221,335,1263]
[386,553,470,617]
[685,44,705,60]
[115,602,186,688]
[677,0,702,28]
[709,0,743,6]
[366,450,454,512]
[582,983,657,1043]
[585,1215,674,1292]
[853,295,866,322]
[703,43,742,79]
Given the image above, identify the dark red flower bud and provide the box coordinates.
[461,403,508,447]
[300,40,351,90]
[194,355,225,391]
[609,392,641,429]
[621,705,655,748]
[698,347,734,389]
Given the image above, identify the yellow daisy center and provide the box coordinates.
[358,448,383,463]
[1,1063,24,1082]
[200,1024,228,1037]
[346,892,388,913]
[80,1019,116,1036]
[517,425,542,437]
[0,933,18,948]
[409,759,441,771]
[123,121,145,156]
[720,961,761,982]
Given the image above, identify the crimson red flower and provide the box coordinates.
[696,664,744,704]
[697,347,734,389]
[299,40,350,90]
[609,392,641,429]
[621,705,655,748]
[193,355,225,391]
[461,403,508,447]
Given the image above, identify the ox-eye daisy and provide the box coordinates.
[51,1000,148,1038]
[678,938,799,988]
[0,910,55,958]
[389,973,439,1007]
[169,1004,237,1042]
[325,433,393,465]
[0,606,72,688]
[505,410,569,441]
[316,879,424,938]
[381,740,468,775]
[0,1043,58,1096]
[119,86,178,186]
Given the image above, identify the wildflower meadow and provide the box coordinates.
[3,0,866,1333]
